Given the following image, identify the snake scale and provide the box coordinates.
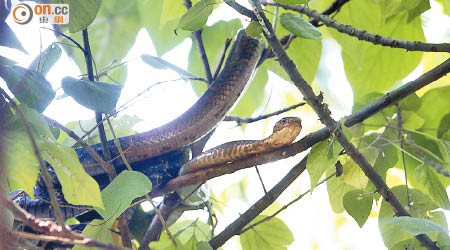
[14,30,301,221]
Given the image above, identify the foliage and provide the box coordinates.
[0,0,449,249]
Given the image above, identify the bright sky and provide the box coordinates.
[1,0,450,249]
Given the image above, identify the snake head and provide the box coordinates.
[270,117,302,147]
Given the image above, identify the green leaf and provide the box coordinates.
[61,77,121,113]
[0,22,26,53]
[328,0,424,102]
[0,55,17,66]
[95,171,152,224]
[340,147,379,189]
[307,140,342,192]
[29,43,62,76]
[273,0,307,6]
[240,215,294,250]
[280,13,322,40]
[0,65,55,112]
[399,93,421,111]
[379,186,441,249]
[197,241,213,250]
[172,220,211,243]
[63,0,140,72]
[246,21,263,37]
[139,0,191,56]
[401,111,425,130]
[383,0,421,20]
[40,137,103,208]
[343,190,373,227]
[4,129,40,196]
[413,165,450,210]
[266,5,322,84]
[73,219,113,250]
[417,86,450,137]
[407,0,431,22]
[177,0,214,31]
[54,0,102,33]
[141,54,199,80]
[380,216,448,235]
[3,105,57,195]
[326,168,357,213]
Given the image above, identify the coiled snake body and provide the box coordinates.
[15,30,301,220]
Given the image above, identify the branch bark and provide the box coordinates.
[263,0,450,53]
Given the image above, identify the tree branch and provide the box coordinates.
[81,29,116,180]
[263,0,450,53]
[247,0,439,248]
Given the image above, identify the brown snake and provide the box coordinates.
[80,30,264,176]
[178,117,302,175]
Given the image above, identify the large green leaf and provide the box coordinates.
[340,146,379,189]
[0,22,26,53]
[73,219,113,250]
[306,140,342,192]
[28,43,62,76]
[53,0,102,33]
[176,0,214,32]
[0,65,55,112]
[63,0,140,73]
[61,77,121,113]
[40,138,103,208]
[380,216,448,235]
[328,0,424,101]
[417,86,450,137]
[95,171,152,224]
[343,190,373,227]
[326,166,357,213]
[279,13,322,40]
[240,215,294,250]
[378,186,445,249]
[413,165,450,210]
[138,0,191,56]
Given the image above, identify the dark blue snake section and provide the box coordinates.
[14,148,189,220]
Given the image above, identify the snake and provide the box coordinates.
[13,30,301,221]
[178,117,302,175]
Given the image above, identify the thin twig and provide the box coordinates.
[395,104,411,207]
[254,166,268,194]
[213,38,232,80]
[224,102,306,125]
